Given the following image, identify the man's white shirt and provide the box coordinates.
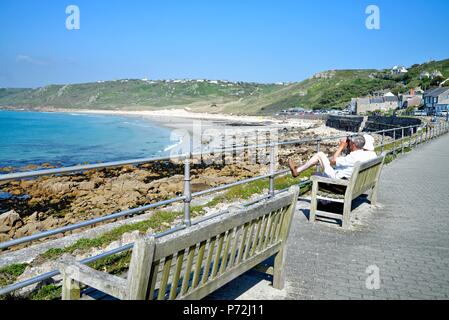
[335,150,378,179]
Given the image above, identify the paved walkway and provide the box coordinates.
[210,132,449,300]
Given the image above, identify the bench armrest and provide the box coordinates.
[58,257,128,300]
[310,175,349,186]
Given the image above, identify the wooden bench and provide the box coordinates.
[310,155,385,229]
[58,186,300,300]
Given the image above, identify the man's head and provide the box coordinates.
[347,135,366,152]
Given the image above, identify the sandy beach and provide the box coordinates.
[0,106,320,138]
[80,109,314,130]
[0,106,316,129]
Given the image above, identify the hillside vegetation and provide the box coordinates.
[1,58,448,115]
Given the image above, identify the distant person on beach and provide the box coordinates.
[288,135,377,180]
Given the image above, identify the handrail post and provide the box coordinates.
[419,128,423,144]
[232,134,237,164]
[183,156,192,227]
[221,133,226,165]
[401,127,404,155]
[269,143,276,198]
[413,126,416,144]
[381,131,385,153]
[393,129,396,157]
[409,127,413,149]
[255,129,259,164]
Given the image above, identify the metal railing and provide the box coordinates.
[0,120,448,296]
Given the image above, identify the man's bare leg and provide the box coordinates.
[289,152,328,177]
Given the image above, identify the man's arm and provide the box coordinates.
[330,139,348,166]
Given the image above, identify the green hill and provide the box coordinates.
[1,58,448,115]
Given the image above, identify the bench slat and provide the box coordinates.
[180,245,196,296]
[250,217,264,257]
[169,250,185,299]
[219,228,234,275]
[237,222,250,264]
[243,220,257,261]
[211,233,225,279]
[228,226,241,269]
[192,240,207,289]
[147,260,160,300]
[157,254,173,300]
[201,237,216,286]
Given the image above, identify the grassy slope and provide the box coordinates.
[1,59,448,115]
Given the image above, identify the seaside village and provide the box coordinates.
[281,66,449,118]
[350,67,449,116]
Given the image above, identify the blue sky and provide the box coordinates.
[1,0,448,88]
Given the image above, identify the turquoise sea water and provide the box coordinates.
[0,110,175,168]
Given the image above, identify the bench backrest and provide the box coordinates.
[346,155,385,200]
[125,186,299,300]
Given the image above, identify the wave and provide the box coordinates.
[69,113,89,117]
[164,140,182,152]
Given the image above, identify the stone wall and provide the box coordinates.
[326,115,423,137]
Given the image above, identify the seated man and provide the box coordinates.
[288,135,377,180]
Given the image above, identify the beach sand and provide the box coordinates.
[14,107,320,134]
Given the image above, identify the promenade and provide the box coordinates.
[211,130,449,300]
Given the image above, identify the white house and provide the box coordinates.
[391,66,408,75]
[419,71,430,80]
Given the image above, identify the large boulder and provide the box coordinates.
[77,181,96,191]
[14,222,42,238]
[0,210,22,231]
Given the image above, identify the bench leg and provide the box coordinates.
[368,184,379,206]
[62,273,81,300]
[309,181,318,223]
[342,199,352,230]
[272,248,286,290]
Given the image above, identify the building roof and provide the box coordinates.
[356,98,370,104]
[405,96,422,108]
[370,97,384,103]
[384,96,399,102]
[424,87,449,97]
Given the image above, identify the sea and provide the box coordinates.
[0,110,179,169]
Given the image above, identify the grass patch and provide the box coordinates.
[88,251,132,275]
[0,263,28,287]
[30,284,61,301]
